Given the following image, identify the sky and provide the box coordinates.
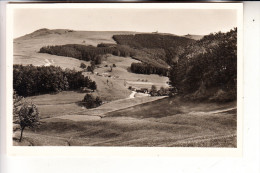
[13,8,237,38]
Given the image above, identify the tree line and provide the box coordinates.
[130,62,168,76]
[13,65,96,96]
[39,44,136,62]
[113,34,194,49]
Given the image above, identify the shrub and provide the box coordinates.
[80,63,87,69]
[89,81,97,91]
[82,94,102,109]
[94,55,102,65]
[95,96,102,106]
[131,62,168,76]
[87,66,93,73]
[158,87,165,96]
[150,85,157,96]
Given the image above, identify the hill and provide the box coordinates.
[13,28,237,147]
[169,28,237,102]
[16,28,75,40]
[14,29,139,69]
[16,29,197,75]
[112,33,194,49]
[112,33,195,69]
[16,28,139,42]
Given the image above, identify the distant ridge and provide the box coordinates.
[16,28,75,40]
[16,28,203,41]
[15,28,142,40]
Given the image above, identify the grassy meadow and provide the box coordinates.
[14,97,236,147]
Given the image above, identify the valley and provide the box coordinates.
[13,29,237,147]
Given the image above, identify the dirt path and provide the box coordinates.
[209,107,237,114]
[129,91,136,98]
[44,59,53,66]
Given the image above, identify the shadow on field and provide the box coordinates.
[105,97,183,118]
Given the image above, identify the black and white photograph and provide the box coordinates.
[9,3,242,148]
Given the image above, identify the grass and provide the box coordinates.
[15,97,237,147]
[27,91,86,119]
[14,31,138,70]
[169,135,237,147]
[74,96,166,116]
[28,90,165,119]
[94,55,169,89]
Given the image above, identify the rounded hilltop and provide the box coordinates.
[16,28,75,40]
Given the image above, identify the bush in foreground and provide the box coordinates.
[13,91,40,142]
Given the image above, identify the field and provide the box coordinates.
[14,30,138,70]
[13,29,237,147]
[13,97,236,147]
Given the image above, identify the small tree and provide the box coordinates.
[18,101,39,142]
[90,61,96,73]
[80,63,87,69]
[158,86,166,96]
[82,94,96,108]
[109,66,113,72]
[150,85,157,96]
[95,96,102,106]
[90,60,96,68]
[89,81,97,91]
[87,66,93,73]
[95,55,102,65]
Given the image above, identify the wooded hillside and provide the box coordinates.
[169,28,237,102]
[112,33,195,75]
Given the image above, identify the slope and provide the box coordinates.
[169,28,237,101]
